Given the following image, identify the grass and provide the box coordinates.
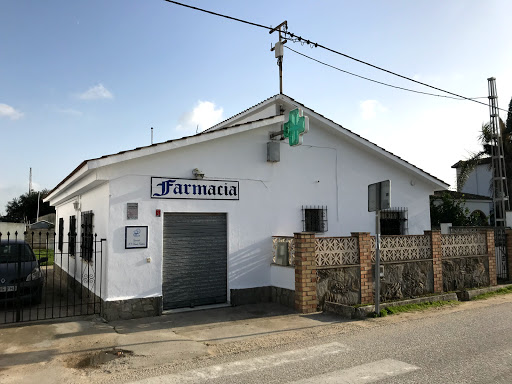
[33,249,55,266]
[368,300,460,318]
[471,285,512,301]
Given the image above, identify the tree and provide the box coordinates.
[506,97,512,140]
[457,96,512,196]
[0,190,54,223]
[430,192,472,228]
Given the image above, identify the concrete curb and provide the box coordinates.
[456,285,512,301]
[325,292,459,319]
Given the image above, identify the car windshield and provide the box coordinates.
[0,244,36,263]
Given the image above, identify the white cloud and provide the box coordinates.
[359,100,388,120]
[0,103,23,120]
[56,108,83,116]
[77,83,113,100]
[176,100,224,135]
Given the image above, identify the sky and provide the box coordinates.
[1,0,512,216]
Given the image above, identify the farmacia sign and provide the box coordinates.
[151,177,239,200]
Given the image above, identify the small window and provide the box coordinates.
[69,215,77,256]
[302,206,328,233]
[81,211,94,262]
[58,218,64,251]
[380,207,408,235]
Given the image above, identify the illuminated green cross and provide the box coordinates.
[283,108,309,146]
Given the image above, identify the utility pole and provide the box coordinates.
[487,77,510,227]
[270,21,287,94]
[29,167,32,194]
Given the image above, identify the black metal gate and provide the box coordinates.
[495,227,509,281]
[0,231,104,324]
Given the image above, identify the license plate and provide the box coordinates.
[0,286,17,293]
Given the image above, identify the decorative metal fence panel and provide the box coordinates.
[494,228,508,281]
[441,232,487,258]
[450,227,508,281]
[371,235,431,262]
[316,237,359,267]
[272,236,295,266]
[0,231,104,324]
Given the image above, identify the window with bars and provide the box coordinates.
[380,207,408,235]
[302,206,328,233]
[81,211,94,262]
[58,218,64,251]
[69,215,77,256]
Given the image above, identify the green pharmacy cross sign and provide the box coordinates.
[283,108,309,146]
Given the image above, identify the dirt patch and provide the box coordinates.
[68,349,133,369]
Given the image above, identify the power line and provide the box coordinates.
[285,46,482,101]
[162,0,511,114]
[162,0,272,30]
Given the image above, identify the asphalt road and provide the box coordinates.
[129,297,512,384]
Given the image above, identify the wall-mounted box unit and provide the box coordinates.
[275,242,289,266]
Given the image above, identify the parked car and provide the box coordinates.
[0,240,47,305]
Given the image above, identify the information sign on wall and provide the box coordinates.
[151,177,239,201]
[125,226,148,249]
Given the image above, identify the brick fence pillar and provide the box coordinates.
[352,232,373,305]
[486,229,497,286]
[425,230,443,293]
[294,232,317,313]
[506,229,512,282]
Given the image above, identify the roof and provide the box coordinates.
[432,190,492,201]
[28,221,55,230]
[45,93,449,201]
[451,157,491,168]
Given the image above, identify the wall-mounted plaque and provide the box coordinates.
[125,226,148,249]
[127,203,138,220]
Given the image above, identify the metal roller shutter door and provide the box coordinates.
[162,213,227,310]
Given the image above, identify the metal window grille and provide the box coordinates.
[302,206,328,233]
[58,218,64,251]
[81,211,94,262]
[69,215,77,256]
[380,207,408,235]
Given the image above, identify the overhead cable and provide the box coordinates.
[285,46,481,101]
[162,0,511,114]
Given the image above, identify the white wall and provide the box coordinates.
[95,114,441,301]
[50,99,445,303]
[465,200,492,221]
[54,183,109,298]
[0,223,25,240]
[270,265,295,290]
[458,163,492,197]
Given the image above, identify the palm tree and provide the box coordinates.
[457,98,512,198]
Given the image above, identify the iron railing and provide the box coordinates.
[0,231,104,324]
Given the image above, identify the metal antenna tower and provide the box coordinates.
[488,77,509,227]
[270,21,287,94]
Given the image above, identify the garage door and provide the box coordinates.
[162,213,227,310]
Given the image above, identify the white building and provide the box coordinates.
[44,94,448,319]
[451,159,494,224]
[452,158,492,197]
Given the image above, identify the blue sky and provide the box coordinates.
[1,0,512,215]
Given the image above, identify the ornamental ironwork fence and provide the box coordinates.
[0,230,104,324]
